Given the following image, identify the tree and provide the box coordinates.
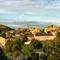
[5,37,23,60]
[30,40,43,49]
[21,45,34,57]
[43,31,60,60]
[0,47,8,60]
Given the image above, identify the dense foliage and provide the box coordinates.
[43,31,60,60]
[0,48,8,60]
[2,31,60,60]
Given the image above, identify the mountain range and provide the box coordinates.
[0,21,60,28]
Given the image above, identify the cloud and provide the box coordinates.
[0,0,35,11]
[0,0,60,12]
[0,0,60,23]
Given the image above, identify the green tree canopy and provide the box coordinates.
[30,40,43,49]
[0,47,8,60]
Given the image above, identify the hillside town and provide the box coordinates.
[0,24,60,60]
[0,25,60,47]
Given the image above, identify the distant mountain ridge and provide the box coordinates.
[5,21,60,28]
[0,21,60,29]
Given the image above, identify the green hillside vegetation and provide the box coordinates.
[3,31,60,60]
[0,24,14,32]
[0,24,14,37]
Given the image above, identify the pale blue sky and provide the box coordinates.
[0,0,60,23]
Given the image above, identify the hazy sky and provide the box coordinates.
[0,0,60,23]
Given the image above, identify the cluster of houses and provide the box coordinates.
[27,25,59,41]
[0,25,60,47]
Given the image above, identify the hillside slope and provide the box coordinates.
[0,24,14,33]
